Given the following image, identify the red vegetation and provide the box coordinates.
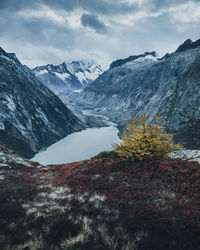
[50,157,200,249]
[0,157,200,249]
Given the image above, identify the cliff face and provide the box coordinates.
[81,39,200,149]
[0,47,84,158]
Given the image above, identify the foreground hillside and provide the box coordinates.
[1,155,200,250]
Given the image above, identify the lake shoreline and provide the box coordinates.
[32,125,121,165]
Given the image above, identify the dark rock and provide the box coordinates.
[0,47,84,158]
[176,38,200,53]
[81,39,200,149]
[110,51,158,69]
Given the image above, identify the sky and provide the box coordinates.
[0,0,200,69]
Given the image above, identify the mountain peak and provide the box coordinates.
[183,39,193,44]
[0,47,21,65]
[0,46,8,56]
[64,59,100,71]
[110,51,158,69]
[144,51,158,57]
[33,59,104,91]
[176,38,200,53]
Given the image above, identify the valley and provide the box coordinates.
[1,0,200,248]
[1,38,200,159]
[1,37,200,250]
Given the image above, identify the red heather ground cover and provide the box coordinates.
[0,157,200,249]
[50,157,200,249]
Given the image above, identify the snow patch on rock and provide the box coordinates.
[169,150,200,163]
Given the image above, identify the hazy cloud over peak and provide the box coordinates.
[0,0,199,68]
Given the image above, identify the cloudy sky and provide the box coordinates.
[0,0,200,69]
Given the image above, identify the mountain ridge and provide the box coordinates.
[110,51,158,69]
[0,47,84,158]
[81,38,200,149]
[33,59,104,90]
[175,38,200,53]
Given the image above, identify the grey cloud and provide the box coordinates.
[0,0,139,16]
[0,0,199,17]
[146,0,199,11]
[81,13,108,34]
[0,0,40,11]
[0,10,76,49]
[0,0,199,69]
[47,0,139,16]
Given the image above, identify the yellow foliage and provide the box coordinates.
[114,115,182,161]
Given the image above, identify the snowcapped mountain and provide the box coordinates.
[32,60,104,123]
[110,51,158,69]
[33,60,104,91]
[81,39,200,149]
[0,47,84,158]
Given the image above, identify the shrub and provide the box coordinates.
[114,115,182,161]
[91,150,119,160]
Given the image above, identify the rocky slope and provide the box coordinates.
[0,143,37,168]
[0,47,84,158]
[1,155,200,249]
[169,150,200,163]
[81,39,200,149]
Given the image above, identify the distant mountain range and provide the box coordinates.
[81,39,200,149]
[0,47,84,158]
[0,38,200,158]
[32,60,104,118]
[33,60,104,92]
[32,60,104,126]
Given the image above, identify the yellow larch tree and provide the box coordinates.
[114,115,182,161]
